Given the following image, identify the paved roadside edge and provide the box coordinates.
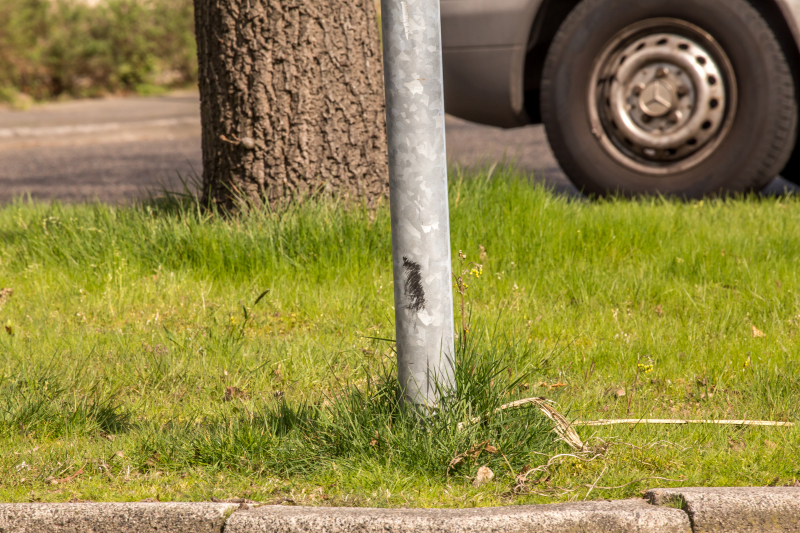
[225,498,691,533]
[2,487,799,533]
[0,499,690,533]
[646,487,800,533]
[0,502,239,533]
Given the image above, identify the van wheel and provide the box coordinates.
[541,0,797,198]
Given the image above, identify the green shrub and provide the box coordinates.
[0,0,196,101]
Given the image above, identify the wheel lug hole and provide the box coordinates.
[656,67,669,78]
[677,85,689,97]
[632,84,645,96]
[669,111,682,123]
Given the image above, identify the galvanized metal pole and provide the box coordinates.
[380,0,456,408]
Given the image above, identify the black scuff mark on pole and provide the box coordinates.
[402,256,426,312]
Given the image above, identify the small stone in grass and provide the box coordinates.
[473,466,494,487]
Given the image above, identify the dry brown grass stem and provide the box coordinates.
[459,397,795,452]
[457,397,585,451]
[575,419,795,427]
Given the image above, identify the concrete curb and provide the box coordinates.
[224,499,690,533]
[646,487,800,533]
[0,502,239,533]
[0,488,798,533]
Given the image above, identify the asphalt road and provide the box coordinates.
[0,92,794,204]
[0,93,203,204]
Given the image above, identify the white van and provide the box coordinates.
[441,0,800,196]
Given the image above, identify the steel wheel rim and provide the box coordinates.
[587,18,738,175]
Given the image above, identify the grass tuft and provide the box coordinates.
[0,368,130,439]
[126,334,559,485]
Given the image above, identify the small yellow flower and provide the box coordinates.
[637,363,654,374]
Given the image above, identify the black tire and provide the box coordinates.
[541,0,797,198]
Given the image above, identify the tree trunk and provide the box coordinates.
[193,0,388,210]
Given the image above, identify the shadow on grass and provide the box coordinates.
[0,365,132,439]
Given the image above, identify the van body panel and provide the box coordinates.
[440,0,543,126]
[776,0,800,43]
[440,0,544,48]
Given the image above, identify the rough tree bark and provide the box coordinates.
[193,0,388,209]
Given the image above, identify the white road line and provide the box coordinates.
[0,117,200,139]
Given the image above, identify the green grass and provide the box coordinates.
[0,167,799,505]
